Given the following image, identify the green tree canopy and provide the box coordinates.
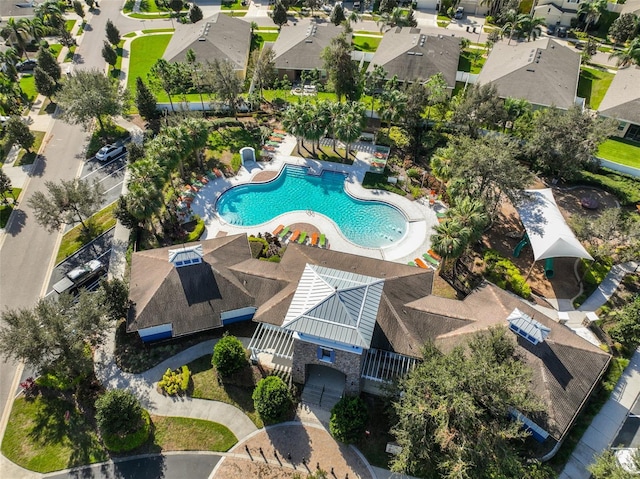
[95,389,145,437]
[252,376,292,423]
[212,333,246,377]
[135,76,159,121]
[589,449,640,479]
[391,328,547,479]
[451,83,506,137]
[5,116,35,152]
[72,0,85,18]
[189,3,203,23]
[608,13,639,44]
[329,2,346,25]
[105,19,121,46]
[205,59,243,117]
[272,0,288,29]
[37,45,61,82]
[609,295,640,353]
[329,395,368,443]
[56,69,130,135]
[322,33,360,101]
[102,40,117,66]
[34,67,58,99]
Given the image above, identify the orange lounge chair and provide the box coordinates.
[269,136,283,142]
[272,224,285,236]
[213,168,223,178]
[289,230,300,242]
[273,129,286,134]
[198,176,209,184]
[310,232,319,246]
[415,258,429,269]
[427,249,442,261]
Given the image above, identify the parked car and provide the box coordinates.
[353,1,361,10]
[95,143,126,162]
[454,6,464,19]
[53,259,105,295]
[557,26,568,38]
[16,59,37,72]
[546,24,556,35]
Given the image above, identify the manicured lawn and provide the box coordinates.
[221,0,246,10]
[353,35,382,52]
[126,34,173,96]
[15,131,45,166]
[150,416,237,451]
[457,50,485,74]
[362,171,406,196]
[64,45,76,63]
[578,66,614,110]
[0,188,21,228]
[65,19,76,32]
[56,202,117,264]
[19,74,37,102]
[262,89,338,103]
[207,126,262,161]
[141,28,175,34]
[597,138,640,168]
[48,43,62,59]
[189,355,264,428]
[1,396,107,473]
[129,12,175,19]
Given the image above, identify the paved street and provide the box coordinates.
[79,152,128,210]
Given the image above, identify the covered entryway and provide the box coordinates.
[301,364,345,410]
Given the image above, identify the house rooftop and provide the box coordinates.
[598,66,640,125]
[477,38,581,109]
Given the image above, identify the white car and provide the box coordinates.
[95,143,126,162]
[66,259,104,281]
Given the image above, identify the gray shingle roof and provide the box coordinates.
[598,66,640,125]
[367,28,460,86]
[162,13,251,71]
[477,38,580,109]
[272,19,346,71]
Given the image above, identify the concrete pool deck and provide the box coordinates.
[188,137,443,265]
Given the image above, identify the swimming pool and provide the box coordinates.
[215,165,408,248]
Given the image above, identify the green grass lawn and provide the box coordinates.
[141,28,176,34]
[56,202,117,264]
[1,396,107,473]
[15,131,45,166]
[597,138,640,168]
[207,127,262,160]
[0,188,21,228]
[64,45,76,62]
[19,74,37,102]
[48,44,62,59]
[578,66,614,109]
[189,355,263,428]
[457,50,486,74]
[352,35,382,52]
[221,0,246,10]
[123,32,137,38]
[65,19,77,33]
[126,33,173,96]
[262,89,338,104]
[150,416,237,451]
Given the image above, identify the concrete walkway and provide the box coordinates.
[579,262,639,312]
[560,348,640,479]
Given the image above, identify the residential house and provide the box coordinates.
[533,0,584,27]
[366,27,460,91]
[598,66,640,141]
[476,38,582,109]
[618,0,640,16]
[128,234,610,448]
[162,13,252,78]
[271,19,347,83]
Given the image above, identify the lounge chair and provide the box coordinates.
[310,232,319,246]
[263,145,276,152]
[266,141,280,147]
[436,211,447,219]
[198,176,208,184]
[422,254,439,266]
[415,258,429,269]
[273,129,286,134]
[319,233,326,248]
[278,226,290,238]
[213,168,224,178]
[298,231,308,244]
[193,180,204,188]
[427,249,442,261]
[272,224,285,236]
[407,261,416,266]
[268,136,283,142]
[206,171,217,180]
[289,230,300,243]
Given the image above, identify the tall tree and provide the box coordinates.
[500,9,526,44]
[149,58,180,111]
[185,48,206,110]
[272,0,288,30]
[608,13,639,44]
[379,0,398,13]
[105,18,121,47]
[27,178,105,233]
[379,86,407,129]
[283,101,308,154]
[35,1,64,29]
[363,64,387,118]
[0,292,111,380]
[206,59,243,118]
[305,0,324,16]
[609,37,640,67]
[56,69,130,136]
[450,83,506,137]
[525,106,617,180]
[5,116,35,152]
[0,48,20,82]
[1,18,30,58]
[401,81,430,158]
[37,45,61,82]
[334,102,366,161]
[135,76,159,121]
[102,40,117,67]
[424,72,449,122]
[250,45,276,99]
[23,17,45,45]
[0,169,13,205]
[579,0,608,32]
[519,14,546,41]
[169,0,184,17]
[391,328,547,479]
[34,67,58,100]
[322,33,359,101]
[189,3,203,23]
[330,2,346,25]
[73,0,85,18]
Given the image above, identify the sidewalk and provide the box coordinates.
[560,348,640,479]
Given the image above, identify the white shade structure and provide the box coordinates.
[517,189,593,261]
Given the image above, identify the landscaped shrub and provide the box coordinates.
[252,376,292,423]
[158,365,191,395]
[95,389,150,452]
[249,236,269,258]
[329,395,368,444]
[212,333,246,377]
[483,249,531,299]
[573,168,640,205]
[231,153,242,173]
[185,215,205,242]
[35,371,83,391]
[581,258,612,286]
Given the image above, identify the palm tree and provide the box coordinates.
[379,87,407,129]
[185,49,205,111]
[23,18,45,45]
[2,18,30,58]
[180,118,210,170]
[519,15,546,41]
[335,102,366,161]
[430,219,472,274]
[447,196,488,243]
[609,38,640,67]
[0,48,20,82]
[500,10,526,45]
[36,1,64,29]
[430,146,453,196]
[282,102,308,155]
[363,65,387,119]
[579,0,607,32]
[125,181,163,232]
[480,0,510,18]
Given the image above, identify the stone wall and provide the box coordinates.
[292,340,364,395]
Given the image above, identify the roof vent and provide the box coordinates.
[526,68,535,72]
[407,51,415,55]
[198,37,206,41]
[169,244,204,268]
[507,308,550,345]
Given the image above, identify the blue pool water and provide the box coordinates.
[216,165,408,248]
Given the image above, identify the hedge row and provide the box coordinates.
[484,249,532,299]
[573,168,640,206]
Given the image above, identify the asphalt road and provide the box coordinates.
[46,453,222,479]
[80,151,128,210]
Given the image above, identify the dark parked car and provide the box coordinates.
[557,26,568,38]
[546,24,556,35]
[16,59,37,72]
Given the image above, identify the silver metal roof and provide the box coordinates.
[168,244,204,267]
[507,308,551,345]
[282,264,384,348]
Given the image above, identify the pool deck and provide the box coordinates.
[189,136,444,265]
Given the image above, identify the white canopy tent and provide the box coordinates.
[516,189,593,261]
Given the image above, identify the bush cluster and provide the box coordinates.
[483,249,531,299]
[185,215,205,242]
[158,365,191,395]
[102,410,151,453]
[252,376,292,423]
[573,168,640,206]
[212,334,247,377]
[329,396,368,444]
[95,389,150,452]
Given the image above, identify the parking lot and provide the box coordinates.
[79,148,128,210]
